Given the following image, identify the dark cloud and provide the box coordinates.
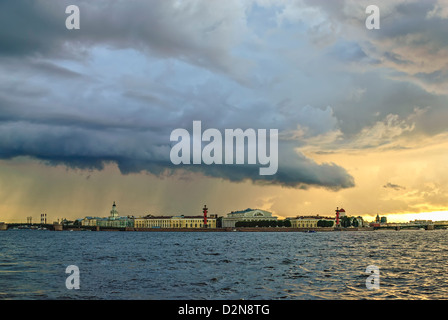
[0,0,249,80]
[0,1,65,57]
[181,141,355,190]
[5,0,447,192]
[0,115,355,190]
[383,182,406,191]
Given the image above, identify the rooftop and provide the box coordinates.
[138,215,216,219]
[229,208,254,215]
[294,215,334,220]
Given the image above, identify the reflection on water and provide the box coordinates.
[0,229,447,299]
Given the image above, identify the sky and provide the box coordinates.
[1,0,448,223]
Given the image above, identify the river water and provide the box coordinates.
[0,229,447,300]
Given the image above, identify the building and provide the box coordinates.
[171,215,217,228]
[290,215,335,228]
[134,215,171,228]
[335,207,346,227]
[134,214,217,229]
[355,216,365,227]
[373,214,388,225]
[81,216,100,227]
[82,202,133,228]
[81,203,218,229]
[221,208,277,228]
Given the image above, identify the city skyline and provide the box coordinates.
[1,0,448,224]
[2,195,445,225]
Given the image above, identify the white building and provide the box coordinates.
[222,208,277,228]
[354,216,365,227]
[82,202,133,228]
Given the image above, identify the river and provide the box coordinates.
[1,229,447,299]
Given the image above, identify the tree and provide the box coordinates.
[317,220,334,227]
[217,217,223,228]
[234,220,287,228]
[341,216,351,228]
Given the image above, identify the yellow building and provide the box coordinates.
[171,215,216,228]
[81,217,99,227]
[290,217,318,228]
[134,215,217,229]
[134,216,171,228]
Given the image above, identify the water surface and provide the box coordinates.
[1,229,447,299]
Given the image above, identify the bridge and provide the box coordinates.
[2,223,132,231]
[374,222,448,231]
[4,223,62,231]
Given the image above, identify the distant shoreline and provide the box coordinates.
[30,226,375,232]
[126,227,374,232]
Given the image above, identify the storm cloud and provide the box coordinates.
[1,0,447,191]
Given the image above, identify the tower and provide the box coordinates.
[203,205,208,228]
[335,207,340,227]
[110,201,119,220]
